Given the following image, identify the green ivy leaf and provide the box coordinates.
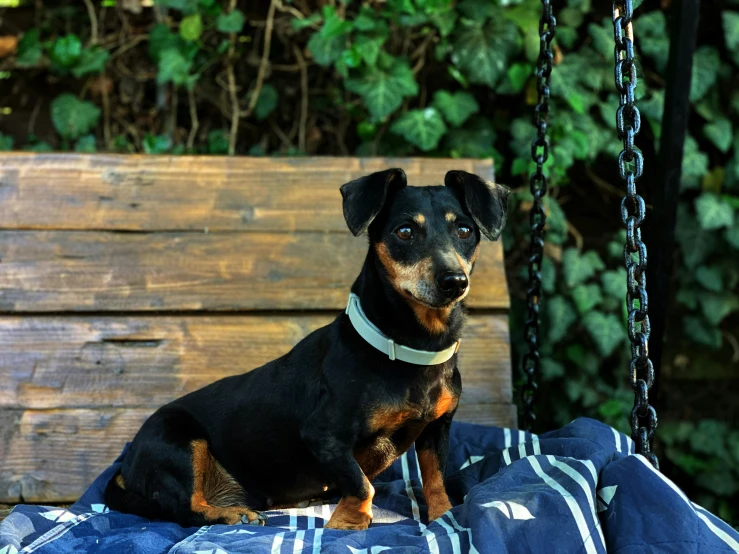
[725,226,739,249]
[443,118,495,158]
[431,90,479,127]
[305,6,353,67]
[346,60,417,121]
[699,293,739,326]
[695,266,723,292]
[217,10,246,34]
[556,26,578,50]
[49,34,82,70]
[320,6,353,38]
[560,7,583,27]
[638,11,669,73]
[451,18,519,88]
[155,0,199,14]
[355,35,386,67]
[157,48,193,87]
[546,295,577,344]
[26,140,53,153]
[457,0,496,20]
[74,135,97,153]
[571,283,603,315]
[599,398,630,426]
[180,13,203,41]
[677,288,700,310]
[507,62,532,93]
[541,358,566,379]
[568,0,592,11]
[606,230,627,260]
[583,311,626,357]
[143,133,172,154]
[695,193,734,230]
[588,19,613,60]
[703,118,733,153]
[510,117,535,159]
[253,84,279,121]
[683,316,722,349]
[353,8,376,31]
[569,345,601,377]
[543,196,568,245]
[16,28,43,67]
[149,24,183,62]
[292,13,321,31]
[307,32,344,66]
[690,47,720,102]
[563,248,605,288]
[601,268,627,300]
[676,205,717,268]
[430,10,458,38]
[51,94,101,140]
[681,135,710,190]
[207,129,229,154]
[551,50,605,115]
[541,256,556,294]
[390,108,447,151]
[0,132,14,151]
[722,12,739,66]
[71,47,109,78]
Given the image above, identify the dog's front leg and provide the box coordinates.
[415,412,454,522]
[301,414,373,531]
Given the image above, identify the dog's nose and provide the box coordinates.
[437,271,468,299]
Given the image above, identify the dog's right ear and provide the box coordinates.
[340,168,407,236]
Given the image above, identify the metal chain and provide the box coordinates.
[521,0,556,433]
[612,0,659,469]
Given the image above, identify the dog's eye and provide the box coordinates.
[395,226,413,240]
[457,225,472,239]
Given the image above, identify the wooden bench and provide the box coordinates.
[0,154,513,505]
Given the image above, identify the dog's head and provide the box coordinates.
[341,168,509,316]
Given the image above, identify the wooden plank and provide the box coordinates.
[0,314,512,410]
[0,231,508,311]
[0,154,494,232]
[0,403,516,503]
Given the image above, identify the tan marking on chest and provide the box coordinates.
[369,406,419,432]
[432,387,458,419]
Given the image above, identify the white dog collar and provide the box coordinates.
[345,293,460,365]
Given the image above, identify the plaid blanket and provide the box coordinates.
[2,418,737,553]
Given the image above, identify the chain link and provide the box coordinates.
[612,0,659,469]
[521,0,555,433]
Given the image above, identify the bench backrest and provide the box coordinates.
[0,155,513,504]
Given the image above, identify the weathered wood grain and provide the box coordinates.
[0,402,516,503]
[0,153,514,505]
[0,231,508,311]
[0,314,512,409]
[0,154,494,232]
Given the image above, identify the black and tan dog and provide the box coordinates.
[104,168,509,530]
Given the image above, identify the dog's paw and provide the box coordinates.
[426,496,453,522]
[239,510,267,526]
[324,512,372,531]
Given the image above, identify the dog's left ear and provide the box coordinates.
[444,170,510,241]
[340,168,407,236]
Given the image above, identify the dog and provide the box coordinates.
[104,168,509,530]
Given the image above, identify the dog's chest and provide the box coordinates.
[368,384,457,431]
[353,383,458,479]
